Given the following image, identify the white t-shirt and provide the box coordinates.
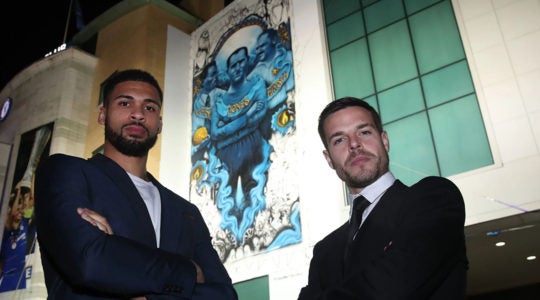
[127,172,162,246]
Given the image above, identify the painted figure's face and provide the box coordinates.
[322,106,389,194]
[203,65,218,91]
[228,50,248,84]
[255,33,274,63]
[99,81,162,157]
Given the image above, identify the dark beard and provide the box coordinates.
[342,151,389,189]
[105,122,157,157]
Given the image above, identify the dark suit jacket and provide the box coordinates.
[34,153,237,300]
[298,177,468,300]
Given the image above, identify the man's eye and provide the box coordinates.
[145,106,157,112]
[119,101,129,107]
[360,130,372,136]
[333,137,344,145]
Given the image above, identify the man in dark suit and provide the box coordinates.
[298,97,468,299]
[34,69,237,299]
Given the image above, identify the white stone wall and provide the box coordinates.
[160,26,193,199]
[451,0,540,224]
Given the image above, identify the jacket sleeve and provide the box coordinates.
[297,244,324,300]
[187,205,238,300]
[298,225,348,300]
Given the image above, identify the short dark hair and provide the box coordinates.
[101,69,163,106]
[258,28,278,44]
[318,97,383,148]
[227,47,248,69]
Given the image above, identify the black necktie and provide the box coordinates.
[348,195,370,241]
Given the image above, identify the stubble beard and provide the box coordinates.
[341,152,389,189]
[105,122,157,157]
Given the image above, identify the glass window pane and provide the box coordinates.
[422,60,474,107]
[330,39,374,99]
[409,1,465,74]
[364,0,405,33]
[362,0,379,7]
[363,95,379,112]
[369,20,417,90]
[327,11,365,50]
[386,112,439,185]
[379,79,424,123]
[324,0,361,24]
[429,95,493,176]
[405,0,441,14]
[234,276,270,300]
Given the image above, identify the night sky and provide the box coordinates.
[1,0,123,90]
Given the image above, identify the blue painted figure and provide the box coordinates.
[249,28,294,139]
[192,61,226,162]
[211,47,268,224]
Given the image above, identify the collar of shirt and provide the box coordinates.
[349,171,396,223]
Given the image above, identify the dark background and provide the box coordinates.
[1,0,123,90]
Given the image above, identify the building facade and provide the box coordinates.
[0,0,538,298]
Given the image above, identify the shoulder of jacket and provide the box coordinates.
[411,176,463,201]
[45,153,86,164]
[315,222,348,246]
[413,176,455,187]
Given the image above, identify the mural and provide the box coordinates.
[189,0,300,262]
[0,123,52,293]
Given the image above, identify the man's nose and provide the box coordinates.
[130,107,145,121]
[349,136,363,150]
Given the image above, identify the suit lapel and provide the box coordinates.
[88,154,157,247]
[344,181,410,273]
[353,180,409,247]
[360,180,407,229]
[147,174,186,252]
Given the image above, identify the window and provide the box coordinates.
[234,275,269,300]
[323,0,493,184]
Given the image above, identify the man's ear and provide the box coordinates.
[381,131,390,153]
[323,150,335,170]
[98,105,106,125]
[158,117,163,133]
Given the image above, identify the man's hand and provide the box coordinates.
[191,260,205,283]
[77,207,113,235]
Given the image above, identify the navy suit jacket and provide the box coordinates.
[34,153,237,300]
[298,177,468,300]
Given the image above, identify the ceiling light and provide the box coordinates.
[526,256,536,261]
[495,241,506,247]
